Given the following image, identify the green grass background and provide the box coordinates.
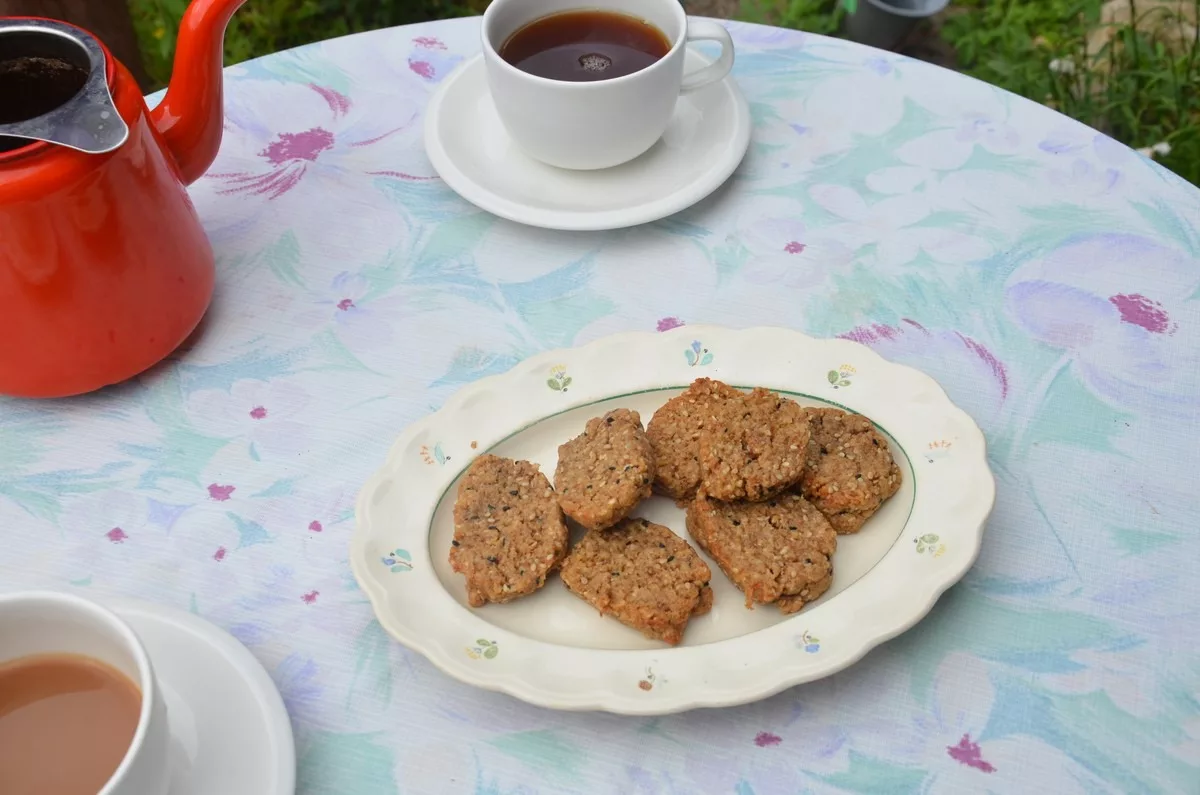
[129,0,1198,183]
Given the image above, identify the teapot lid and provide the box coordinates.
[0,18,129,155]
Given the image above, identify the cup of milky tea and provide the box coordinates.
[0,591,171,795]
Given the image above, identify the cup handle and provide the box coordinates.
[680,19,735,92]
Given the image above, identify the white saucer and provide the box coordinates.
[102,597,296,795]
[423,53,751,231]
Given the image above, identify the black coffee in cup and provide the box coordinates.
[499,10,672,82]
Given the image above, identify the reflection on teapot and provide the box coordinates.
[0,0,247,398]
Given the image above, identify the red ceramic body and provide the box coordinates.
[0,1,245,398]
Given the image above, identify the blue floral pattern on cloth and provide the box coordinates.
[2,17,1198,793]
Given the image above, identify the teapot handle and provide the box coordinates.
[150,0,249,184]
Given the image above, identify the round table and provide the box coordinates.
[5,17,1200,793]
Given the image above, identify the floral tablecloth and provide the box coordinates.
[3,16,1200,794]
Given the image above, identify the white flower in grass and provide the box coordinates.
[1048,58,1076,75]
[1136,141,1172,158]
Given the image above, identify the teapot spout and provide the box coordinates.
[150,0,247,185]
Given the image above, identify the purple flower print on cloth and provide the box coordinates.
[1005,233,1200,417]
[839,320,1009,430]
[1037,124,1140,196]
[186,378,311,461]
[294,271,399,355]
[660,688,881,788]
[405,36,463,83]
[208,484,235,501]
[947,734,996,773]
[330,32,466,96]
[201,77,429,262]
[908,653,1100,794]
[955,114,1019,154]
[741,213,808,268]
[863,55,894,76]
[897,83,1021,171]
[754,731,783,747]
[29,489,236,603]
[735,199,854,289]
[1051,158,1124,195]
[213,82,424,199]
[584,227,716,340]
[54,490,148,556]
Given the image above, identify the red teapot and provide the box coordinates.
[0,0,246,398]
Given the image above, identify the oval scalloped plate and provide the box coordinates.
[350,326,994,714]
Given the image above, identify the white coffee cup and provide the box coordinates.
[481,0,736,170]
[0,591,171,795]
